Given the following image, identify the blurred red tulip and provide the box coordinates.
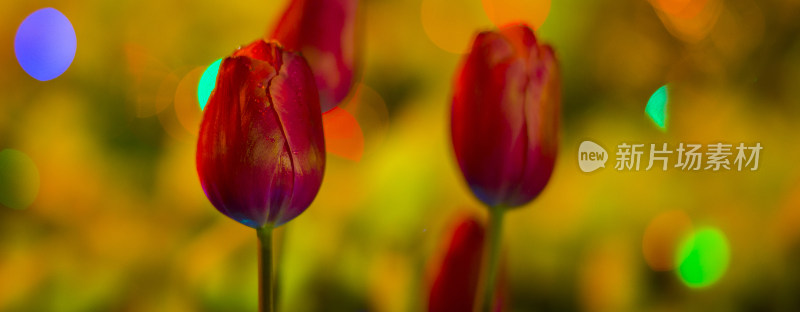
[429,215,485,312]
[196,40,326,228]
[451,24,560,209]
[428,215,507,312]
[270,0,361,113]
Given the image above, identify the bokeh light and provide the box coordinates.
[580,238,639,312]
[652,0,694,15]
[676,227,730,288]
[642,210,693,271]
[197,59,222,110]
[651,0,723,43]
[155,71,191,142]
[0,149,40,210]
[125,44,174,117]
[481,0,550,30]
[176,67,205,136]
[14,8,77,81]
[646,85,668,130]
[323,107,365,162]
[420,0,492,54]
[340,83,389,158]
[321,83,389,162]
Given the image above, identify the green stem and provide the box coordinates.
[257,226,274,312]
[481,206,505,312]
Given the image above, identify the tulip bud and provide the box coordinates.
[196,40,326,228]
[451,24,560,209]
[270,0,361,113]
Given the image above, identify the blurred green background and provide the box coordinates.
[1,0,800,311]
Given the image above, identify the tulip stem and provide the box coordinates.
[481,206,505,312]
[257,226,274,312]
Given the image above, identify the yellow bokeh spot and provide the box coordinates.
[421,0,493,54]
[653,0,694,15]
[642,210,693,271]
[482,0,551,30]
[175,67,205,137]
[651,0,723,43]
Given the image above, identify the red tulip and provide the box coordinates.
[451,24,560,209]
[196,39,325,228]
[429,215,485,312]
[428,214,507,312]
[270,0,361,113]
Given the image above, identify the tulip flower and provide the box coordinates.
[269,0,361,113]
[196,39,325,311]
[429,215,485,312]
[451,23,560,209]
[450,24,560,311]
[428,214,507,312]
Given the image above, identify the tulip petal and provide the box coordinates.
[270,0,360,112]
[508,43,559,206]
[268,49,326,225]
